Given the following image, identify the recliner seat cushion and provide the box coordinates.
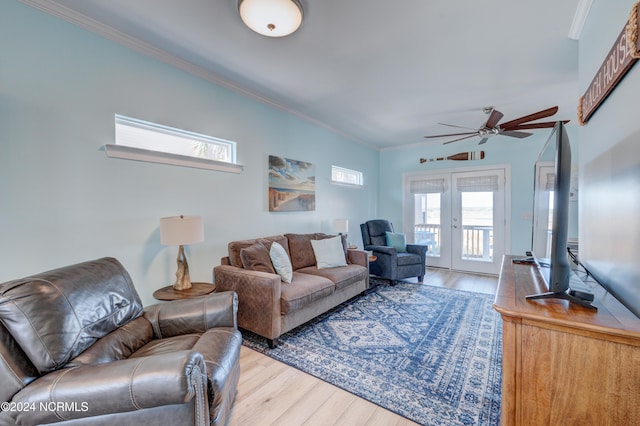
[0,257,143,374]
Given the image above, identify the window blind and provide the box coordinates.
[409,178,445,194]
[456,175,499,192]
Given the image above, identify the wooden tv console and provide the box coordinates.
[493,255,640,426]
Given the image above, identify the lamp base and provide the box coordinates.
[173,245,192,291]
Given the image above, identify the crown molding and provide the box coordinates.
[568,0,593,40]
[19,0,375,149]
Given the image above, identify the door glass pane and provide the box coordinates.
[460,192,493,261]
[414,193,440,256]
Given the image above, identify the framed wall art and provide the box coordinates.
[268,155,315,212]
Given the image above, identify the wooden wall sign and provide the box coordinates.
[578,2,640,125]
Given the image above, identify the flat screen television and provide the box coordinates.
[525,122,596,309]
[582,132,640,318]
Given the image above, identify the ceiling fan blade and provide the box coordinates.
[443,134,478,145]
[437,122,478,131]
[424,131,477,139]
[502,120,569,131]
[485,110,504,128]
[498,106,559,129]
[501,130,533,138]
[478,138,489,145]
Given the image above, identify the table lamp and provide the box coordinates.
[333,219,349,235]
[160,215,204,290]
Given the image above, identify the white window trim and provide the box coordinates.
[104,115,243,174]
[103,144,243,173]
[331,165,364,188]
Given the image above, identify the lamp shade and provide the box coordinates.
[238,0,303,37]
[160,215,204,246]
[333,219,349,234]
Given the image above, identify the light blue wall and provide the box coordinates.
[579,0,640,164]
[379,125,580,257]
[0,2,379,305]
[578,0,640,301]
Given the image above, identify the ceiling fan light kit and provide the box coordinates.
[424,106,569,145]
[238,0,303,37]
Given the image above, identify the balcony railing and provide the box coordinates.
[414,224,493,260]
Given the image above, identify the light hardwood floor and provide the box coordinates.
[227,268,498,426]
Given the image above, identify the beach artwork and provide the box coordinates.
[268,155,315,212]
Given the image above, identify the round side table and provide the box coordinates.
[153,282,215,301]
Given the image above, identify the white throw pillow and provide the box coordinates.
[269,242,293,283]
[310,236,348,269]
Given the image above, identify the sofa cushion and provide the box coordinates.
[297,264,368,291]
[316,233,349,263]
[386,231,407,253]
[285,233,317,270]
[240,242,276,274]
[270,242,293,283]
[310,236,347,269]
[228,235,288,268]
[129,334,202,359]
[280,272,335,314]
[66,317,153,367]
[0,257,143,374]
[286,233,348,270]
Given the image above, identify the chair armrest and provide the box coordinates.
[213,265,282,340]
[7,351,208,425]
[347,249,368,267]
[364,245,397,256]
[407,244,428,256]
[143,291,238,339]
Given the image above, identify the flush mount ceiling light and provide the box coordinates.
[238,0,303,37]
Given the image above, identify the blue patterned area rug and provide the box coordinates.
[242,281,502,425]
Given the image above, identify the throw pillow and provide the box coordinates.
[269,242,293,283]
[310,235,348,269]
[385,231,407,252]
[240,242,276,274]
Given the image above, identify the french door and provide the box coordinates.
[403,167,509,275]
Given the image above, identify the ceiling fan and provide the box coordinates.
[424,106,569,145]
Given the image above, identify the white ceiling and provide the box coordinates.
[26,0,583,150]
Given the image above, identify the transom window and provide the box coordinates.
[114,115,236,164]
[331,165,363,187]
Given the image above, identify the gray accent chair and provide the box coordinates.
[361,219,428,284]
[0,257,241,426]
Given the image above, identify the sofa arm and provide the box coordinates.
[213,265,282,340]
[347,248,368,268]
[143,291,238,339]
[6,350,208,425]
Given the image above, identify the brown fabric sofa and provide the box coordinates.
[0,257,241,426]
[214,233,369,348]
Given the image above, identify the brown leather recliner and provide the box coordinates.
[0,257,241,426]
